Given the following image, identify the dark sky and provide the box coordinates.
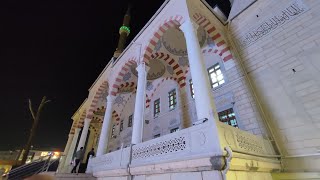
[0,0,164,151]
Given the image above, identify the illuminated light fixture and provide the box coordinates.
[119,25,130,35]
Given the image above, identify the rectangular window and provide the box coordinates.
[170,127,179,133]
[189,79,194,98]
[208,63,225,88]
[120,119,124,132]
[128,114,133,127]
[168,89,177,110]
[218,108,238,128]
[154,134,160,138]
[154,98,160,117]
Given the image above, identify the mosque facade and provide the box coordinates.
[57,0,320,179]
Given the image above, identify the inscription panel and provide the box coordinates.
[237,0,309,48]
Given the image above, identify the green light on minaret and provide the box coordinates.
[119,25,130,35]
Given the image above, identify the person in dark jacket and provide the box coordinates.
[85,148,95,170]
[71,147,84,173]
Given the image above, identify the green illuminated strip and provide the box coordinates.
[119,25,130,34]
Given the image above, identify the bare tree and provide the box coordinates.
[20,96,50,165]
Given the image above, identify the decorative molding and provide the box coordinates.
[110,58,137,96]
[114,95,127,107]
[161,26,207,56]
[87,81,108,119]
[93,106,106,117]
[150,52,186,87]
[178,56,189,67]
[236,132,264,153]
[218,122,275,155]
[132,136,187,160]
[146,81,154,91]
[130,60,166,80]
[122,72,132,82]
[192,13,234,70]
[143,15,184,65]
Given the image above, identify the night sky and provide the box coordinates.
[0,0,164,151]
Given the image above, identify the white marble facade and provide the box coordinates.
[59,0,320,179]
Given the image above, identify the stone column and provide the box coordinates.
[64,128,80,169]
[83,127,95,163]
[131,63,149,145]
[179,87,192,129]
[96,95,115,156]
[57,133,73,172]
[180,19,218,121]
[77,118,91,150]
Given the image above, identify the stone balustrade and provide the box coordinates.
[87,147,131,173]
[87,120,278,175]
[217,122,276,156]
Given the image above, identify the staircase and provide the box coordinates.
[4,155,59,180]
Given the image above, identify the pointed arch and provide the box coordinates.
[86,81,109,119]
[110,57,138,96]
[143,15,185,65]
[118,82,136,93]
[91,116,103,124]
[192,13,233,62]
[150,52,186,87]
[74,110,87,131]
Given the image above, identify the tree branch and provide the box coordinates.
[28,99,36,121]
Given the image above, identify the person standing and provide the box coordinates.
[71,147,84,173]
[85,148,95,170]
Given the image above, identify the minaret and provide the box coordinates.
[113,4,132,58]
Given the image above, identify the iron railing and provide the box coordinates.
[3,155,60,180]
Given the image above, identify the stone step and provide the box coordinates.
[40,172,97,180]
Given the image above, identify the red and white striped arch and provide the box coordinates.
[91,116,103,123]
[150,52,186,88]
[110,58,137,96]
[86,81,108,119]
[69,120,79,135]
[143,15,184,65]
[79,111,87,126]
[71,110,87,134]
[184,47,221,78]
[118,82,136,93]
[192,13,233,63]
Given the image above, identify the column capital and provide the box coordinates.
[107,95,116,103]
[84,118,92,124]
[136,62,150,74]
[179,19,199,34]
[74,128,81,133]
